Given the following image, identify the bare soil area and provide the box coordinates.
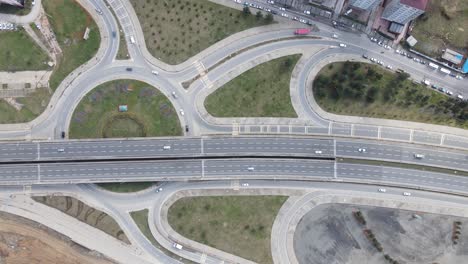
[0,211,114,264]
[33,196,129,244]
[294,204,468,264]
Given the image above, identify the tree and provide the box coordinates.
[243,6,251,16]
[265,13,273,23]
[256,11,263,20]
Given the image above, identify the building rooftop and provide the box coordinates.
[400,0,428,11]
[441,49,464,65]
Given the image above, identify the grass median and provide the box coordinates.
[131,0,274,64]
[205,55,300,117]
[98,182,155,193]
[0,30,50,71]
[168,196,288,263]
[69,80,182,139]
[43,0,100,91]
[131,209,196,264]
[313,61,468,129]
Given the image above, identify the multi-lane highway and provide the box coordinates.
[0,137,465,172]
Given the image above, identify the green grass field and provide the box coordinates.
[131,209,196,264]
[131,0,274,64]
[313,61,468,128]
[98,182,155,193]
[205,55,300,117]
[0,88,51,124]
[43,0,100,90]
[411,0,468,56]
[69,80,182,139]
[168,196,288,264]
[0,30,50,71]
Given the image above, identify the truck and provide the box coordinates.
[294,28,310,35]
[428,62,439,70]
[440,68,451,75]
[422,79,431,86]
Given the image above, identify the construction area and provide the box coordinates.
[294,204,468,264]
[0,211,114,264]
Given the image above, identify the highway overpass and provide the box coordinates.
[0,136,466,172]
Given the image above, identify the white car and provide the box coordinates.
[247,167,255,171]
[279,7,285,11]
[378,188,386,193]
[339,43,347,48]
[163,145,171,150]
[414,153,424,159]
[151,70,159,75]
[358,148,366,153]
[403,192,411,196]
[299,19,307,23]
[332,33,338,39]
[455,75,463,80]
[378,61,384,65]
[171,91,177,98]
[386,65,393,69]
[156,187,163,192]
[281,13,288,17]
[233,0,242,3]
[179,109,185,116]
[57,148,65,152]
[173,243,183,250]
[304,10,311,15]
[315,150,322,154]
[242,183,249,187]
[457,95,464,100]
[395,49,400,54]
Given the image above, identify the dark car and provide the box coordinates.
[126,67,133,72]
[185,125,189,132]
[61,131,66,138]
[112,31,116,38]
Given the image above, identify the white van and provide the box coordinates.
[173,243,183,250]
[130,36,136,44]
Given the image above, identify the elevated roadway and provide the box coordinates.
[0,136,465,173]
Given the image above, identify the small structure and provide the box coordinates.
[83,27,90,40]
[118,105,128,112]
[441,49,464,65]
[462,60,468,74]
[406,35,417,47]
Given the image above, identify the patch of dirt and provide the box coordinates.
[0,211,114,264]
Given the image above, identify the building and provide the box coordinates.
[382,0,428,24]
[441,49,463,65]
[349,0,382,11]
[0,0,23,7]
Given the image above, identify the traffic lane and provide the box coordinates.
[40,160,202,182]
[0,164,38,182]
[337,163,468,193]
[0,142,37,161]
[203,159,335,178]
[39,138,202,159]
[336,140,468,171]
[203,137,334,156]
